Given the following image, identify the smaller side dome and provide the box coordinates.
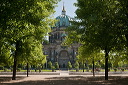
[61,33,67,37]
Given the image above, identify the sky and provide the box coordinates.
[54,0,77,18]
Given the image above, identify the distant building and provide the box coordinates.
[43,5,80,68]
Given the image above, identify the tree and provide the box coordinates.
[77,44,103,76]
[76,45,92,72]
[65,0,123,80]
[0,0,59,80]
[67,61,72,70]
[116,0,128,46]
[48,61,52,69]
[54,62,59,70]
[74,61,79,72]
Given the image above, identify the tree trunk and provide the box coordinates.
[125,34,128,46]
[92,58,95,77]
[12,41,19,80]
[83,60,84,72]
[12,55,17,80]
[105,49,109,80]
[27,63,29,77]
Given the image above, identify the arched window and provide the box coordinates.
[60,51,68,57]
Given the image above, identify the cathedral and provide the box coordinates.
[43,5,80,68]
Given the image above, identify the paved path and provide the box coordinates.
[60,70,69,76]
[1,71,128,85]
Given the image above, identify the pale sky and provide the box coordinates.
[54,0,77,18]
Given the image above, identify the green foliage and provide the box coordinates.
[38,65,42,72]
[17,68,21,72]
[67,61,72,69]
[114,68,117,72]
[51,66,55,70]
[79,63,85,69]
[0,41,13,66]
[38,65,42,69]
[66,0,126,54]
[74,61,79,69]
[0,0,60,80]
[54,62,59,70]
[48,61,52,69]
[0,0,60,64]
[4,68,8,72]
[0,66,4,70]
[43,40,49,45]
[65,0,128,80]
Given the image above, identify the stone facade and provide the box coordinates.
[43,6,80,68]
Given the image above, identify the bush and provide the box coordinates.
[114,68,117,72]
[52,66,55,72]
[54,62,59,70]
[17,68,21,72]
[74,61,79,70]
[75,67,79,72]
[11,68,13,72]
[48,61,52,69]
[67,61,72,70]
[108,68,110,72]
[4,68,8,72]
[0,66,4,70]
[121,68,124,72]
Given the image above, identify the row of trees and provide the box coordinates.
[64,0,128,80]
[0,0,60,80]
[47,61,79,70]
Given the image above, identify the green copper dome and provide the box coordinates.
[61,33,67,37]
[54,5,74,27]
[55,15,72,27]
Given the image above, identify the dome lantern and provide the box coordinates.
[62,2,66,15]
[54,2,74,28]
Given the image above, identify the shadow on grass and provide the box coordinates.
[1,76,128,85]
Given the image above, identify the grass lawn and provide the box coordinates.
[0,69,56,72]
[69,69,90,72]
[41,70,53,72]
[69,69,128,72]
[0,69,128,72]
